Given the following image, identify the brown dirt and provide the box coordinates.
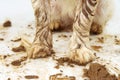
[0,55,10,60]
[7,78,11,80]
[3,20,12,27]
[90,22,103,35]
[115,39,120,45]
[25,75,39,79]
[0,38,4,41]
[12,45,26,52]
[91,45,102,52]
[53,57,88,69]
[11,38,21,42]
[58,34,68,38]
[83,63,118,80]
[97,37,104,43]
[49,73,75,80]
[11,56,27,66]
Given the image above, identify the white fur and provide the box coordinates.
[94,0,114,27]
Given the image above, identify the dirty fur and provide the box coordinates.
[29,0,114,64]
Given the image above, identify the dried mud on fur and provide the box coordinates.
[83,63,119,80]
[3,20,12,27]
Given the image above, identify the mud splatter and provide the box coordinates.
[83,63,118,80]
[3,20,12,27]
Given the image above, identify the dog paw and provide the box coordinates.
[28,43,52,59]
[69,46,95,65]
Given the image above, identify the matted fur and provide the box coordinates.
[28,0,114,64]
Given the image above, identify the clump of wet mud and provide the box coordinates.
[83,63,119,80]
[0,38,4,41]
[11,56,27,66]
[25,75,39,79]
[12,45,26,52]
[11,38,21,42]
[3,20,12,27]
[91,45,102,52]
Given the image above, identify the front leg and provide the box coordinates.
[28,0,52,58]
[69,0,99,64]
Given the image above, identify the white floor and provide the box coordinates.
[0,0,120,80]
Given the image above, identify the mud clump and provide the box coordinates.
[115,39,120,45]
[91,45,102,52]
[3,20,12,27]
[25,75,39,79]
[11,57,27,66]
[11,38,21,42]
[83,63,118,80]
[49,73,76,80]
[8,78,11,80]
[54,57,75,69]
[0,38,4,41]
[97,37,104,43]
[12,45,26,52]
[53,57,89,69]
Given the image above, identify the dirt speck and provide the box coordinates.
[58,34,67,38]
[3,20,12,27]
[54,64,60,69]
[83,63,118,80]
[8,78,11,80]
[11,57,27,66]
[25,75,39,79]
[0,38,4,41]
[91,45,102,52]
[56,40,58,42]
[0,55,10,60]
[115,39,120,45]
[12,45,26,52]
[11,38,21,42]
[97,37,104,43]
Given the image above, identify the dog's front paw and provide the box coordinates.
[28,43,52,59]
[69,46,95,65]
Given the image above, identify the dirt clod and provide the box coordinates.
[49,74,75,80]
[12,45,26,52]
[58,34,67,38]
[97,37,104,43]
[11,57,27,66]
[8,78,11,80]
[54,57,88,69]
[25,75,39,79]
[11,38,21,42]
[0,38,4,41]
[83,63,118,80]
[3,20,12,27]
[115,39,120,45]
[91,45,102,52]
